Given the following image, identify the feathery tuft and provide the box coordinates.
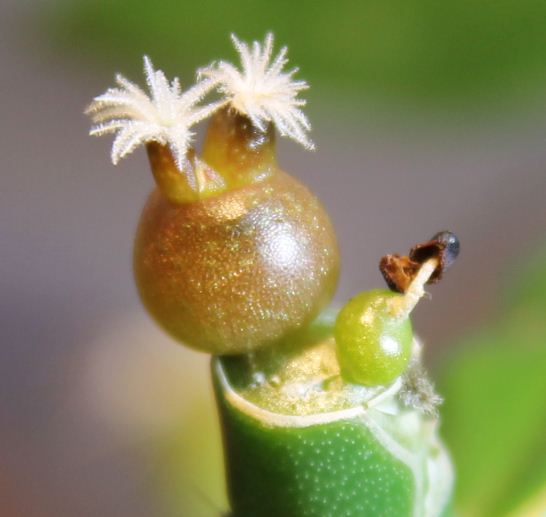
[398,360,443,416]
[86,57,220,170]
[199,33,315,150]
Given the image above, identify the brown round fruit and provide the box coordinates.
[133,170,339,355]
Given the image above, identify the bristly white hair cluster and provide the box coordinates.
[200,33,315,150]
[398,360,443,417]
[86,34,314,169]
[86,57,219,170]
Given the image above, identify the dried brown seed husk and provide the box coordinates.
[379,254,421,293]
[409,239,449,283]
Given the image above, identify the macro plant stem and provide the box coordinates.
[86,33,458,517]
[213,327,455,517]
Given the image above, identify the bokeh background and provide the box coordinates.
[2,0,546,515]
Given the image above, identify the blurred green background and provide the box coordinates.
[45,0,546,113]
[2,1,545,516]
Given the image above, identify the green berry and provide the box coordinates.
[334,289,413,386]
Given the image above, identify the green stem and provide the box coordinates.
[212,319,455,517]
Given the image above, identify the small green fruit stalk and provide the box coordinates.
[214,233,458,516]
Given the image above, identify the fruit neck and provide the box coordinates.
[201,106,278,189]
[146,142,226,204]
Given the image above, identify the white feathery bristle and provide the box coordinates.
[199,33,315,150]
[86,56,220,170]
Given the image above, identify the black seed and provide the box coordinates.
[431,231,460,268]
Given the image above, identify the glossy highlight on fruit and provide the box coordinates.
[134,170,339,355]
[335,289,413,386]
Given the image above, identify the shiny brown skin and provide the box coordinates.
[134,170,339,355]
